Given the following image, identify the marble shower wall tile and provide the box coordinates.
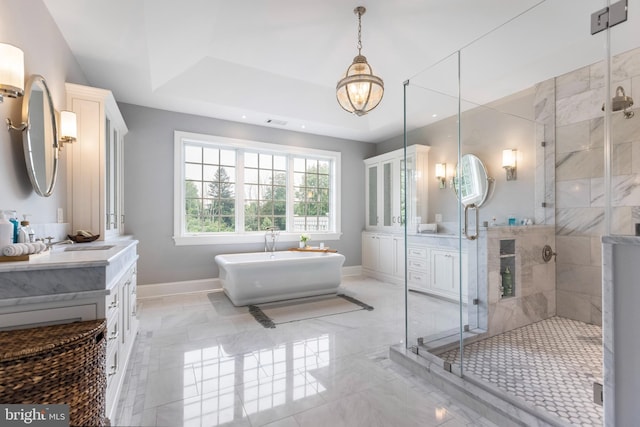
[591,175,640,207]
[590,46,640,88]
[556,235,591,266]
[556,207,604,236]
[554,47,639,326]
[556,179,591,208]
[556,121,590,154]
[556,86,605,127]
[556,148,603,181]
[590,107,640,145]
[556,66,590,100]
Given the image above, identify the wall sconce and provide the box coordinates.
[0,43,24,103]
[435,163,447,189]
[502,149,517,181]
[58,111,77,149]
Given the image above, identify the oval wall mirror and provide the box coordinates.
[453,154,493,207]
[21,74,59,197]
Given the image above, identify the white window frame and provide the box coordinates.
[173,131,342,246]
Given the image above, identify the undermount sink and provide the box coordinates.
[64,245,115,252]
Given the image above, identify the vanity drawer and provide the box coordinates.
[105,287,119,320]
[407,258,427,272]
[407,247,427,258]
[106,315,119,351]
[106,343,119,388]
[408,270,428,286]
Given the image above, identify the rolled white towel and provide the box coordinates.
[2,245,20,256]
[17,243,29,255]
[35,241,47,253]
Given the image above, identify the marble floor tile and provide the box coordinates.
[117,277,523,426]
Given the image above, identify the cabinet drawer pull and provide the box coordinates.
[108,301,119,309]
[108,365,117,377]
[109,331,119,341]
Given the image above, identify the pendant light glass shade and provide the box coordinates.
[336,7,384,116]
[336,55,384,116]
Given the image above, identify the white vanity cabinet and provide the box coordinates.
[0,240,138,425]
[406,242,468,302]
[105,261,138,421]
[66,83,128,240]
[362,232,404,285]
[364,145,430,232]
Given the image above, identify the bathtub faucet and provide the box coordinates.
[264,227,279,255]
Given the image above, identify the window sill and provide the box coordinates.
[173,232,342,246]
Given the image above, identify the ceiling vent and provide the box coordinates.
[266,118,287,126]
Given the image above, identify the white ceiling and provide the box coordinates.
[43,0,639,143]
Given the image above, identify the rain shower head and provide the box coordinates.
[612,86,634,111]
[602,86,634,118]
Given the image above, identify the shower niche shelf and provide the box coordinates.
[500,239,515,298]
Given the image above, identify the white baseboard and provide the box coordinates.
[342,265,362,276]
[138,278,221,299]
[137,266,363,299]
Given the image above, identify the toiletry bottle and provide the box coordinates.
[8,211,19,243]
[0,211,13,246]
[501,266,512,296]
[18,215,35,243]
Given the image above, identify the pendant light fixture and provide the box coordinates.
[336,6,384,116]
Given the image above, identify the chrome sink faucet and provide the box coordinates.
[264,227,279,255]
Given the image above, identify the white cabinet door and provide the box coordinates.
[378,234,394,275]
[365,164,379,228]
[362,233,379,271]
[430,249,457,296]
[393,235,405,277]
[66,83,128,241]
[364,145,429,233]
[430,248,468,301]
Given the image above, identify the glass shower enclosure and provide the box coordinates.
[397,0,638,425]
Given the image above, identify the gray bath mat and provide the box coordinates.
[248,294,373,329]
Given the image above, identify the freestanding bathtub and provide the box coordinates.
[215,251,346,306]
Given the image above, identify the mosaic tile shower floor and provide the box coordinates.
[438,317,603,426]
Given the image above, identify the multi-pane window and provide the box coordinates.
[184,145,236,232]
[175,132,340,243]
[244,153,287,231]
[293,158,330,232]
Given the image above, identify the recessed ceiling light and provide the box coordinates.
[432,114,438,118]
[241,115,247,119]
[301,125,306,129]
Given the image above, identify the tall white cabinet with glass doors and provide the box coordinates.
[362,145,429,284]
[66,83,128,240]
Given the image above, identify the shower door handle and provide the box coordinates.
[464,203,478,241]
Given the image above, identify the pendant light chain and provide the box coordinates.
[357,10,363,56]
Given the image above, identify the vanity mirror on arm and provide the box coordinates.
[7,74,59,197]
[452,153,494,207]
[452,153,494,240]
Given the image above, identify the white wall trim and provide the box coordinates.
[137,266,363,299]
[342,265,362,276]
[138,278,221,299]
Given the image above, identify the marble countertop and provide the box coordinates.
[0,238,139,303]
[602,235,640,245]
[0,239,138,273]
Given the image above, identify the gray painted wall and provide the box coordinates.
[0,0,87,222]
[377,89,538,228]
[119,103,376,285]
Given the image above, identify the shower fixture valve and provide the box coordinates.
[542,245,557,263]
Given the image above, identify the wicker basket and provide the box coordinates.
[0,320,107,427]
